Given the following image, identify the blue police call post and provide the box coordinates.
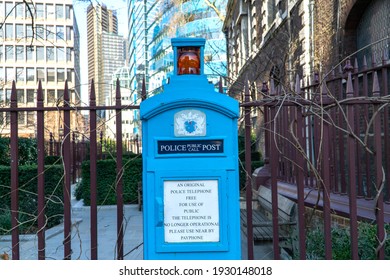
[140,38,241,259]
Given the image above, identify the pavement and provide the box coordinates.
[0,187,274,260]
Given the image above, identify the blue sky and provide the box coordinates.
[73,0,128,102]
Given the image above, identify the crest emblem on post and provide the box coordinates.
[174,110,206,136]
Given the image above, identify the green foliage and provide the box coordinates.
[0,165,64,235]
[0,137,38,166]
[75,157,142,205]
[303,222,390,260]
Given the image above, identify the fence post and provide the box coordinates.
[115,78,124,260]
[244,78,254,260]
[37,80,46,259]
[62,81,72,260]
[89,79,98,260]
[372,72,385,259]
[346,72,359,259]
[10,81,20,260]
[295,75,306,259]
[269,78,280,259]
[320,80,332,260]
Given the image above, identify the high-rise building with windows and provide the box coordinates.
[0,0,80,138]
[127,0,228,99]
[87,3,123,108]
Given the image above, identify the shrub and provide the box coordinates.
[75,157,142,205]
[303,222,390,259]
[0,165,64,235]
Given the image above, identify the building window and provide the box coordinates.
[5,23,13,39]
[65,5,72,20]
[27,112,35,125]
[46,25,55,40]
[56,26,64,41]
[36,67,45,82]
[67,69,73,83]
[5,45,14,61]
[66,47,72,62]
[17,89,24,103]
[26,89,34,103]
[36,3,44,18]
[57,68,65,82]
[46,47,55,62]
[16,68,24,83]
[16,46,24,61]
[16,24,23,39]
[5,2,14,18]
[46,4,54,19]
[47,68,55,82]
[26,46,34,60]
[26,24,33,38]
[47,90,55,103]
[15,3,23,18]
[56,4,63,19]
[57,47,65,62]
[36,46,44,61]
[25,3,33,18]
[6,67,15,82]
[66,26,73,41]
[26,67,34,82]
[36,25,45,39]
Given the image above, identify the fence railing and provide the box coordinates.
[242,53,389,259]
[1,79,140,260]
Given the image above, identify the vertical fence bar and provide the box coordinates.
[244,79,254,260]
[351,59,363,197]
[63,81,72,260]
[36,81,46,259]
[337,67,347,194]
[372,72,385,259]
[381,53,389,202]
[115,78,124,260]
[269,79,280,259]
[295,75,306,259]
[362,56,372,198]
[320,81,332,260]
[346,73,359,259]
[89,80,98,260]
[10,81,19,260]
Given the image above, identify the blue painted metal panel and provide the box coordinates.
[140,38,240,260]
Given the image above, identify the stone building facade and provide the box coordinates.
[223,0,389,148]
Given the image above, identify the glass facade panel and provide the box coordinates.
[16,46,24,61]
[36,46,44,61]
[5,23,13,39]
[46,4,54,19]
[37,67,45,82]
[57,68,65,82]
[56,4,63,19]
[26,46,34,60]
[56,26,64,40]
[57,47,65,62]
[36,3,44,18]
[5,45,14,61]
[47,46,55,61]
[16,67,24,82]
[46,25,55,40]
[26,89,34,103]
[47,68,55,82]
[26,67,34,82]
[16,24,23,39]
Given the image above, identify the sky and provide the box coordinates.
[72,0,128,102]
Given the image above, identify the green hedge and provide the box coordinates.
[302,222,390,259]
[75,157,142,205]
[0,165,64,235]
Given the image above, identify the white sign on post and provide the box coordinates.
[163,180,219,243]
